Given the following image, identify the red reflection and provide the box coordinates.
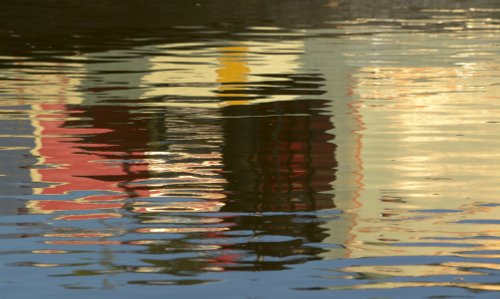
[28,102,152,219]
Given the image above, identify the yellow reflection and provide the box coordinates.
[216,46,249,100]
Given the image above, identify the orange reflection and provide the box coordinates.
[216,45,250,102]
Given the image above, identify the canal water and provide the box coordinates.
[1,1,499,298]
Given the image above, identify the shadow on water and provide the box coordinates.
[1,0,499,56]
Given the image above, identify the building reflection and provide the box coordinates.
[11,19,498,280]
[133,41,338,272]
[25,50,157,220]
[13,37,339,275]
[1,1,498,294]
[214,99,337,270]
[306,18,500,283]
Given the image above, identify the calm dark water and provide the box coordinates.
[1,1,499,298]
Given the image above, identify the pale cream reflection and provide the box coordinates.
[328,282,500,292]
[141,40,304,107]
[317,27,500,287]
[340,264,484,277]
[346,58,500,258]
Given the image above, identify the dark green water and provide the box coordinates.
[1,1,499,298]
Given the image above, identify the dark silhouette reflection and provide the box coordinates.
[130,98,337,273]
[221,99,336,212]
[2,0,498,58]
[211,99,337,271]
[0,0,334,56]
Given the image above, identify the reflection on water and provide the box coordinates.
[1,1,499,298]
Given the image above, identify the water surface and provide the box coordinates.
[1,1,499,298]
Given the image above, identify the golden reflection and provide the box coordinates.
[340,264,483,277]
[131,201,225,213]
[342,56,500,260]
[330,282,500,292]
[455,253,500,259]
[443,262,500,271]
[216,46,250,99]
[305,26,500,286]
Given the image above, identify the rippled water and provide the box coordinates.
[1,1,499,298]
